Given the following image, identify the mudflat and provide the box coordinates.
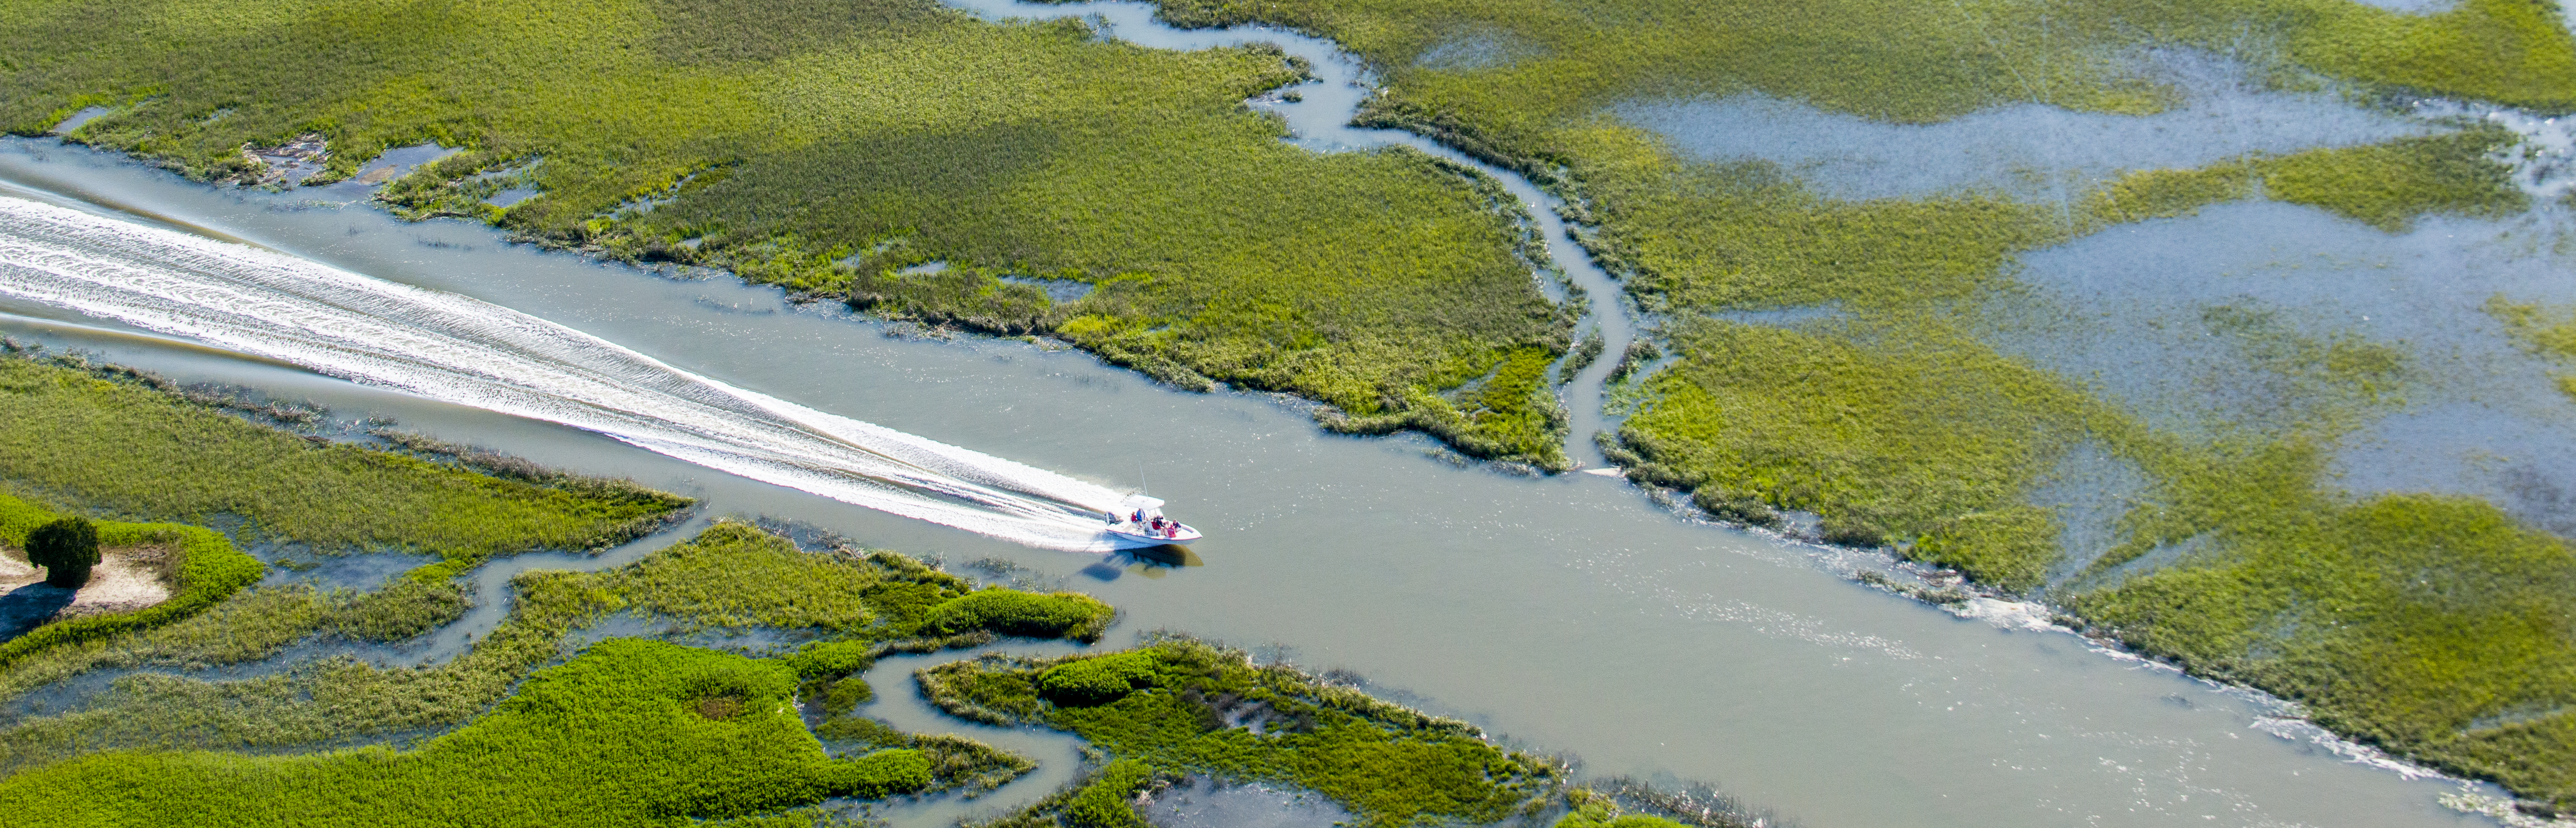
[0,545,174,637]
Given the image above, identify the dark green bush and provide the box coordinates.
[801,674,876,719]
[24,517,98,588]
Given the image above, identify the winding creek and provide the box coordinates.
[936,0,1645,468]
[0,1,2564,825]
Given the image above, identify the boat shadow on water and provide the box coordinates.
[1081,544,1202,581]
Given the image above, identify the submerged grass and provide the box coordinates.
[2085,126,2531,231]
[0,0,1571,465]
[2486,295,2576,402]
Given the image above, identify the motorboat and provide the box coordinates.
[1104,494,1200,547]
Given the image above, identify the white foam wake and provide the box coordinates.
[0,196,1132,551]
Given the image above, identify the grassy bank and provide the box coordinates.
[0,348,690,567]
[0,348,1072,819]
[0,0,1572,466]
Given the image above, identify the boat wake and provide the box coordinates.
[0,196,1133,552]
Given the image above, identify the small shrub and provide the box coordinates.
[785,639,876,679]
[815,715,906,745]
[25,517,98,588]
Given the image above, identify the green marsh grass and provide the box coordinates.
[0,522,1106,777]
[0,638,936,828]
[916,588,1115,643]
[1614,316,2107,572]
[2065,482,2576,806]
[0,576,466,706]
[0,0,1572,465]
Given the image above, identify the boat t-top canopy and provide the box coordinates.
[1119,494,1165,511]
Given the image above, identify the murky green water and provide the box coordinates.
[0,128,2521,828]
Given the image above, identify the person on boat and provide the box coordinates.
[1131,509,1145,524]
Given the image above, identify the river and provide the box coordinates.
[0,6,2542,827]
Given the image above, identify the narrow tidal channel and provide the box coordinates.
[937,0,1642,467]
[0,132,2519,828]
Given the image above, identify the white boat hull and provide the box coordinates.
[1105,523,1200,548]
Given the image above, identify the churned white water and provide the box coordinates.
[0,197,1133,551]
